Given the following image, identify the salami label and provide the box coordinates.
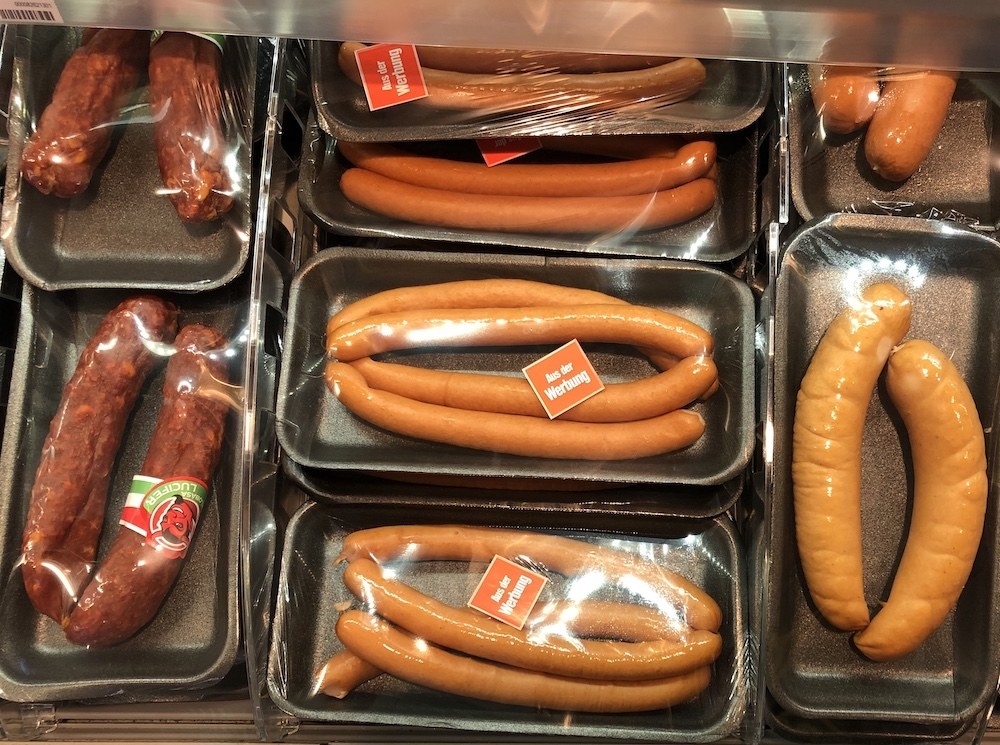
[120,475,207,560]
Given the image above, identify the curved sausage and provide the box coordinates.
[348,355,717,422]
[538,134,686,161]
[337,140,716,198]
[336,610,712,712]
[339,42,707,113]
[863,70,958,182]
[64,324,230,647]
[853,340,988,661]
[149,32,235,222]
[339,168,717,234]
[21,29,151,198]
[336,525,722,632]
[807,64,881,135]
[22,296,179,622]
[326,362,705,461]
[413,46,677,75]
[327,304,714,362]
[343,557,721,680]
[791,282,912,632]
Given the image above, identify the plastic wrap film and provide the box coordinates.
[789,64,998,228]
[0,280,249,702]
[763,213,1000,734]
[0,25,258,291]
[266,504,748,741]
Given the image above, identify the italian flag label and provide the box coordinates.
[120,475,207,560]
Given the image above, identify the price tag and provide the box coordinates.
[522,339,605,419]
[0,1,62,23]
[468,556,548,630]
[476,136,542,167]
[353,43,429,111]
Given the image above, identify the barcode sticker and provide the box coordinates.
[0,1,62,23]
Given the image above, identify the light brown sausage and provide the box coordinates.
[413,46,677,75]
[807,64,881,135]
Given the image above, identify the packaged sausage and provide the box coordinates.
[311,40,770,141]
[790,64,998,228]
[1,25,259,291]
[267,503,748,740]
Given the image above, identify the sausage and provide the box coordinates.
[148,32,235,222]
[336,140,717,198]
[339,42,707,113]
[807,64,881,135]
[21,29,151,198]
[63,324,230,647]
[342,557,721,680]
[327,362,705,461]
[863,70,958,182]
[413,46,677,75]
[791,282,911,632]
[21,296,179,622]
[339,168,717,234]
[852,340,988,662]
[336,525,722,632]
[348,355,717,422]
[318,598,712,699]
[327,304,714,362]
[538,134,686,161]
[336,610,712,712]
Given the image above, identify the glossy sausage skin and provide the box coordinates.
[807,64,881,135]
[791,282,911,632]
[413,46,677,75]
[22,296,179,622]
[63,324,229,647]
[149,32,234,222]
[853,340,988,661]
[21,29,151,198]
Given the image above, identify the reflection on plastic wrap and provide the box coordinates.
[268,505,748,741]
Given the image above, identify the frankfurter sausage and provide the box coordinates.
[337,140,717,197]
[792,282,911,631]
[337,610,712,712]
[853,340,988,662]
[149,32,235,222]
[21,29,151,198]
[339,168,717,234]
[337,525,722,632]
[343,557,721,680]
[22,296,179,622]
[864,70,958,182]
[64,324,230,647]
[339,42,707,113]
[413,46,677,75]
[316,649,383,698]
[348,355,717,422]
[807,64,881,135]
[327,304,714,362]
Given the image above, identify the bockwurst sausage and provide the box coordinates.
[807,64,881,135]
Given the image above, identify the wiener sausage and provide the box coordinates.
[327,362,705,461]
[413,46,677,75]
[337,525,722,632]
[339,42,707,113]
[348,355,717,422]
[853,340,988,662]
[792,282,911,632]
[21,29,151,198]
[327,304,714,362]
[64,324,230,647]
[148,32,235,222]
[337,610,712,712]
[337,140,716,198]
[863,70,957,182]
[807,65,881,135]
[339,168,717,234]
[343,557,721,680]
[22,296,179,622]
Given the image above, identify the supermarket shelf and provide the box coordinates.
[43,0,1000,70]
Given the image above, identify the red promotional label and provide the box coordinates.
[353,43,429,111]
[476,136,543,167]
[468,556,548,630]
[522,339,605,418]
